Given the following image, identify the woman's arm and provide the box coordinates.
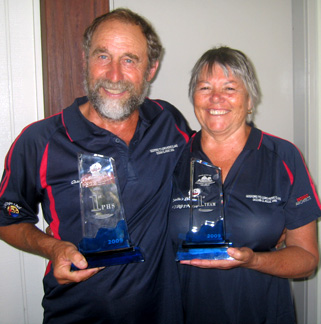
[181,221,319,279]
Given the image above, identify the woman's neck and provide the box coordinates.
[201,125,251,182]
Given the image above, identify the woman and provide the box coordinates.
[169,46,320,324]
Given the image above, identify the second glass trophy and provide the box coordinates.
[72,153,144,270]
[176,158,233,260]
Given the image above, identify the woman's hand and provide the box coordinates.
[180,247,256,269]
[180,221,319,279]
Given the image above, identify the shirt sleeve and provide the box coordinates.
[283,144,321,229]
[0,126,43,226]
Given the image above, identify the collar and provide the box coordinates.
[190,127,263,156]
[62,97,163,143]
[243,127,263,150]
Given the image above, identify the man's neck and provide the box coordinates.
[79,102,139,146]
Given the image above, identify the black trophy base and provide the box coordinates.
[71,246,144,270]
[176,241,233,261]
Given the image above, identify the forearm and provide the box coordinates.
[246,246,319,278]
[0,222,68,260]
[0,222,102,284]
[231,221,319,278]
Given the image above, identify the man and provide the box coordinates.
[0,9,191,323]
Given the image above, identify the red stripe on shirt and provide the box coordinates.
[0,125,31,197]
[61,111,74,142]
[262,131,321,209]
[40,143,61,240]
[149,99,190,143]
[0,113,63,197]
[175,124,190,143]
[282,161,294,185]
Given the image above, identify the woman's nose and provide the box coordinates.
[209,90,223,103]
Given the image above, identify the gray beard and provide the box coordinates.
[85,77,149,121]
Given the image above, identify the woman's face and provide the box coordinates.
[193,63,251,139]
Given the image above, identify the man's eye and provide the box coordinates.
[124,58,134,64]
[99,55,108,60]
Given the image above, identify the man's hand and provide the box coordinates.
[50,239,103,285]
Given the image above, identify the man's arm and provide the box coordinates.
[0,223,102,284]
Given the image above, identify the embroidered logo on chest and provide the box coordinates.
[149,144,178,155]
[246,195,281,204]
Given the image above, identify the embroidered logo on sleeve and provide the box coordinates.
[295,194,311,206]
[4,202,21,217]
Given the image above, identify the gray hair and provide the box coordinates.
[83,8,163,69]
[189,46,261,109]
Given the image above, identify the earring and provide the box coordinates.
[247,109,253,114]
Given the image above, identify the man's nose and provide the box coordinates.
[106,62,123,82]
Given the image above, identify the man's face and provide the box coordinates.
[84,20,158,121]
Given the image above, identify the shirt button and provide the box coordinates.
[115,138,121,143]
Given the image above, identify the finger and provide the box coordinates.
[45,226,54,236]
[227,247,240,259]
[227,247,249,261]
[68,250,88,270]
[181,258,238,269]
[57,267,103,285]
[228,247,256,266]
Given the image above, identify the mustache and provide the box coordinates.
[93,79,134,92]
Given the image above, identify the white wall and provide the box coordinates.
[0,0,45,323]
[112,0,294,141]
[291,1,321,322]
[0,0,319,323]
[318,2,321,198]
[316,0,321,321]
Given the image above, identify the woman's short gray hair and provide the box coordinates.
[83,8,163,70]
[189,46,261,109]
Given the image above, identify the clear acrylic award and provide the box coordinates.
[176,158,233,260]
[72,153,144,270]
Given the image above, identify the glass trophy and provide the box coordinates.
[72,153,144,270]
[176,158,233,260]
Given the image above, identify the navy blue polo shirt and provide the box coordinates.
[169,128,321,324]
[0,97,192,324]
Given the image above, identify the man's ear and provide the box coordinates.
[146,61,159,82]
